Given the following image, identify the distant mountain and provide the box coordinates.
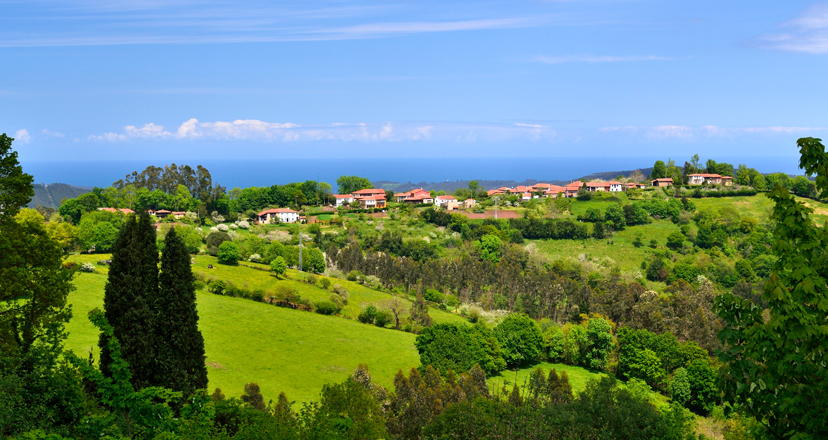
[577,167,653,182]
[29,183,91,209]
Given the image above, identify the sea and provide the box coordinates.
[22,156,805,189]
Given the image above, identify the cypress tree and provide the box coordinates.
[155,227,208,395]
[100,212,160,389]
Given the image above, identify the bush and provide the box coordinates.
[269,256,287,277]
[373,310,394,328]
[424,288,444,304]
[314,301,341,315]
[669,368,691,406]
[493,313,544,369]
[207,279,228,295]
[415,323,506,376]
[358,305,378,324]
[346,270,362,282]
[319,277,332,290]
[206,231,232,256]
[543,324,566,362]
[78,262,96,273]
[332,284,349,304]
[217,241,241,265]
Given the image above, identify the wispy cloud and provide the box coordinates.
[0,1,547,47]
[89,118,557,143]
[533,55,674,64]
[601,124,827,139]
[761,4,828,53]
[14,129,31,143]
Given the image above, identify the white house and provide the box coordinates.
[434,195,457,208]
[607,181,623,192]
[333,194,355,207]
[257,208,300,224]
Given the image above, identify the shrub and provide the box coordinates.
[217,241,241,265]
[269,256,287,278]
[669,368,691,406]
[314,300,341,315]
[358,305,378,324]
[666,231,685,250]
[424,288,444,304]
[207,279,228,295]
[78,262,96,273]
[248,253,262,263]
[332,284,349,304]
[493,313,544,369]
[543,324,566,362]
[362,275,382,290]
[373,310,393,328]
[304,273,318,285]
[319,277,332,290]
[205,231,232,256]
[346,270,362,282]
[216,223,229,232]
[237,220,250,229]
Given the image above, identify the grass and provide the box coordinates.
[527,220,679,273]
[487,362,668,406]
[189,255,466,324]
[65,271,422,404]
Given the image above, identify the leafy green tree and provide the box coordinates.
[684,358,718,415]
[410,292,432,327]
[494,313,544,369]
[270,255,287,278]
[476,233,503,263]
[77,210,125,252]
[303,246,326,273]
[604,204,626,230]
[716,137,828,438]
[650,160,668,179]
[58,191,105,224]
[416,323,506,376]
[0,133,34,221]
[154,228,208,396]
[582,317,614,371]
[666,231,685,250]
[217,241,241,265]
[307,377,388,440]
[336,175,373,194]
[669,367,691,406]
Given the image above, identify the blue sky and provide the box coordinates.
[4,0,828,162]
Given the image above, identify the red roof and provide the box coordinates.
[360,195,386,201]
[652,178,674,182]
[437,195,456,200]
[688,173,722,178]
[334,194,353,199]
[258,208,297,216]
[352,188,385,195]
[98,207,134,214]
[155,209,171,214]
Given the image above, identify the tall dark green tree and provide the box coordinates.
[155,227,208,395]
[650,160,667,179]
[100,212,160,389]
[716,137,828,439]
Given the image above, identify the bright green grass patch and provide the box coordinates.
[190,255,465,325]
[487,362,668,406]
[528,220,679,273]
[65,272,422,403]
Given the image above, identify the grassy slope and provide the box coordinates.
[65,271,421,403]
[190,255,466,324]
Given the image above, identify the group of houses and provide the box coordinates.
[333,188,388,209]
[486,181,648,200]
[650,173,734,187]
[97,207,195,220]
[392,188,477,210]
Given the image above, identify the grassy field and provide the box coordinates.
[65,271,422,404]
[527,220,679,273]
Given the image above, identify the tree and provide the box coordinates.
[666,231,685,250]
[217,241,241,265]
[716,137,828,438]
[416,323,506,376]
[205,230,231,256]
[76,210,126,252]
[650,160,667,179]
[336,176,372,194]
[410,292,432,327]
[476,233,503,263]
[241,383,266,410]
[493,313,544,369]
[582,317,614,371]
[154,227,208,396]
[669,368,691,406]
[0,133,34,222]
[100,212,160,389]
[270,256,287,278]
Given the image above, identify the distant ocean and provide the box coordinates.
[22,156,804,189]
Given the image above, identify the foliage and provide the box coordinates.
[217,241,241,265]
[493,313,544,369]
[205,230,231,256]
[77,210,126,252]
[269,256,287,278]
[314,300,341,315]
[0,133,34,221]
[336,175,373,194]
[715,137,828,439]
[416,323,506,376]
[476,233,503,263]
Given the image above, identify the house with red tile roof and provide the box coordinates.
[434,194,457,208]
[395,188,433,204]
[356,194,386,209]
[257,207,299,224]
[651,178,674,187]
[97,207,135,215]
[333,194,355,207]
[564,182,584,197]
[688,173,728,185]
[335,188,388,208]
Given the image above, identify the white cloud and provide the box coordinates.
[89,118,556,143]
[14,129,31,143]
[533,55,674,64]
[762,4,828,53]
[41,129,66,138]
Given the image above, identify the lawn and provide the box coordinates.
[488,362,668,406]
[528,220,680,273]
[65,271,423,404]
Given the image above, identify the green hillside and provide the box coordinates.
[66,271,422,404]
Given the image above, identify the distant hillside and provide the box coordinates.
[577,167,653,182]
[29,183,90,209]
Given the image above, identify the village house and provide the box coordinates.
[394,188,434,204]
[688,173,724,185]
[625,182,647,190]
[564,182,584,197]
[462,198,477,209]
[434,194,457,208]
[333,194,355,207]
[152,209,172,218]
[651,178,674,187]
[486,187,510,197]
[721,176,733,186]
[257,207,300,224]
